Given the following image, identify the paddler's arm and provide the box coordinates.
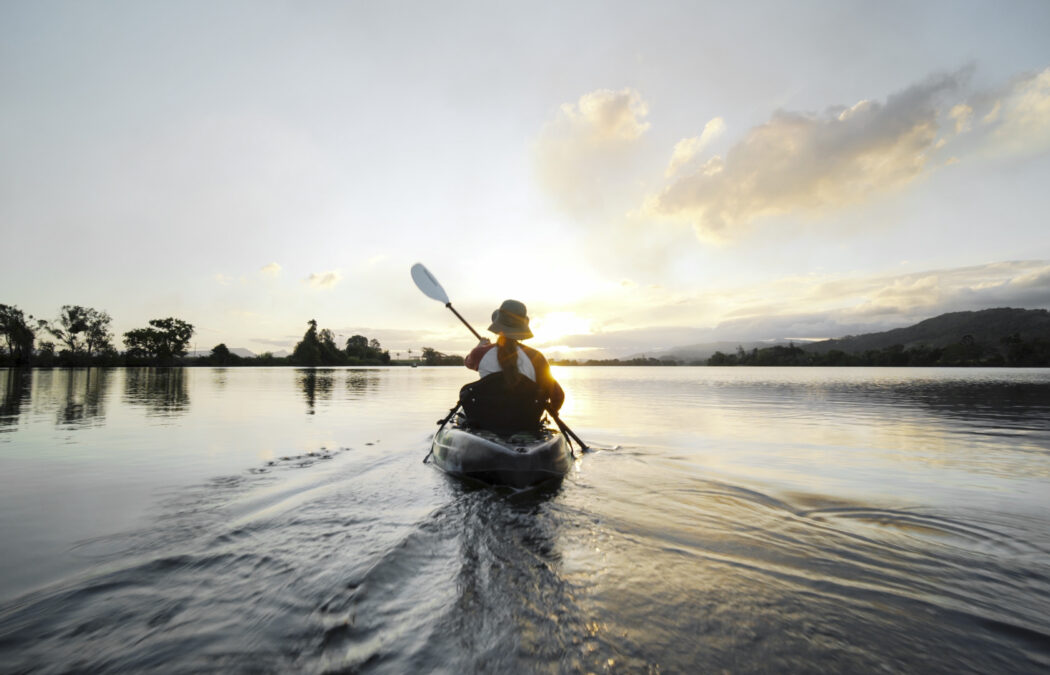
[525,345,564,411]
[464,339,492,371]
[547,379,565,412]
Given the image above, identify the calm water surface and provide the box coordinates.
[1,366,1049,673]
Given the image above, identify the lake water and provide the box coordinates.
[1,366,1049,673]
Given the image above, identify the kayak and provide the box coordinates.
[430,423,572,488]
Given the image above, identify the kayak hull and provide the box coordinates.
[431,425,571,488]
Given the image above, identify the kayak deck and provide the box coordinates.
[431,425,571,488]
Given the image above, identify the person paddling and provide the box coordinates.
[461,300,564,433]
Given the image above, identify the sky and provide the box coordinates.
[3,0,1050,359]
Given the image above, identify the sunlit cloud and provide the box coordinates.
[949,104,973,134]
[261,262,282,276]
[647,71,967,240]
[534,87,652,217]
[665,117,726,177]
[714,260,1050,340]
[984,67,1050,155]
[213,273,249,286]
[639,66,1050,243]
[559,88,651,141]
[305,270,342,289]
[981,100,1001,125]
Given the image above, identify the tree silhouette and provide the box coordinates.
[123,318,195,364]
[0,304,41,366]
[48,305,90,355]
[47,306,113,361]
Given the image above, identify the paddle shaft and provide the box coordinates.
[549,408,589,452]
[446,302,483,341]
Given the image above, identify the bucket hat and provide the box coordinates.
[487,299,533,339]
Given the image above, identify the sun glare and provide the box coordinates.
[530,311,592,346]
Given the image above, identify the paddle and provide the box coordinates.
[410,262,590,452]
[410,263,482,341]
[547,409,589,453]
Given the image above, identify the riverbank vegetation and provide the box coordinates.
[551,357,679,366]
[2,303,195,367]
[420,348,464,366]
[0,304,438,368]
[706,335,1050,367]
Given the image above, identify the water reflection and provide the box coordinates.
[298,368,335,414]
[0,368,31,431]
[865,379,1050,426]
[123,368,190,417]
[211,368,229,389]
[345,369,380,398]
[55,368,111,429]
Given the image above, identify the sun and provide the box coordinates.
[529,311,592,346]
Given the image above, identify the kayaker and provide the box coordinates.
[461,299,564,432]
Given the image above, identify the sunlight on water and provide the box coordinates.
[1,366,1049,673]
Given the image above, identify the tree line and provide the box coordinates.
[706,335,1050,367]
[551,357,679,366]
[0,304,449,368]
[1,304,194,367]
[286,319,392,366]
[420,347,464,366]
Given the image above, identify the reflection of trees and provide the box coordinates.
[298,368,334,414]
[0,368,32,429]
[828,379,1050,428]
[56,368,111,428]
[123,367,190,417]
[345,369,380,398]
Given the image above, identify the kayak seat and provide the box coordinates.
[459,372,548,437]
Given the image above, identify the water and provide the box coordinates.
[1,366,1049,673]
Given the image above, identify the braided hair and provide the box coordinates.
[496,334,522,384]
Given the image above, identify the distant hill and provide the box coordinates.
[805,308,1050,354]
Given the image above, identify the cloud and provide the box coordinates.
[949,104,973,134]
[558,88,651,142]
[666,117,726,177]
[260,262,282,276]
[534,88,652,217]
[305,270,342,289]
[981,101,1001,125]
[846,261,1050,318]
[984,67,1050,155]
[648,71,967,240]
[712,260,1050,341]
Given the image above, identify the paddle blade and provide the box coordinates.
[411,263,449,304]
